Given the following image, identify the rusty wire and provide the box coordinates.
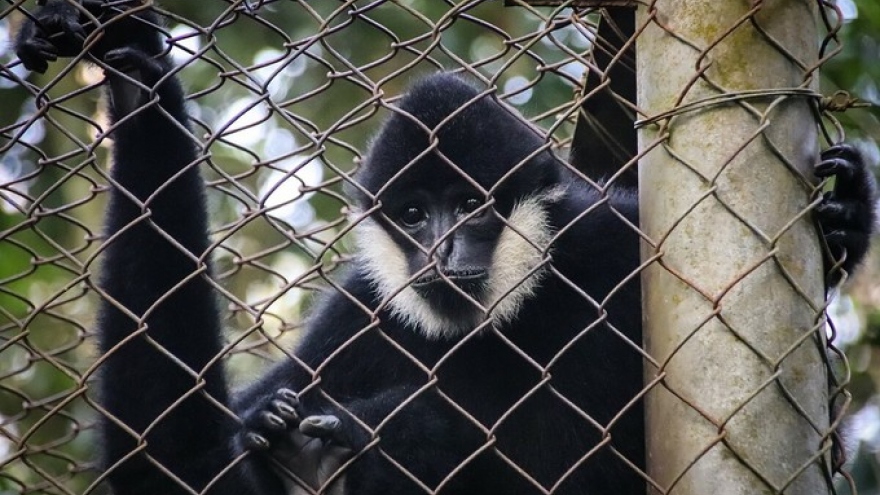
[0,0,860,494]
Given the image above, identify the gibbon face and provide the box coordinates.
[347,75,565,339]
[355,180,557,339]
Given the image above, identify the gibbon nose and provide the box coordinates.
[428,216,457,265]
[426,217,483,276]
[433,236,454,263]
[432,232,474,274]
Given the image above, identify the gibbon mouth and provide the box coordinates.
[411,269,488,289]
[411,269,488,311]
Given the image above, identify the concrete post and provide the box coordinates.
[638,1,831,493]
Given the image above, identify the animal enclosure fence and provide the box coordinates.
[0,0,863,494]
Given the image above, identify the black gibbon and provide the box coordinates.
[15,2,878,495]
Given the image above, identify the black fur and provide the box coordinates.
[15,2,877,495]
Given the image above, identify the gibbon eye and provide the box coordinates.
[399,205,427,227]
[461,197,484,216]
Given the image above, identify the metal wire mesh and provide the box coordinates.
[0,0,860,494]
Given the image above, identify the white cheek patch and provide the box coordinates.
[351,196,553,340]
[485,195,552,325]
[354,218,464,339]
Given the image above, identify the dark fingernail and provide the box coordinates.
[277,388,299,404]
[272,400,297,419]
[245,432,270,451]
[301,415,340,433]
[261,411,286,430]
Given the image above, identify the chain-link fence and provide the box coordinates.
[0,0,871,494]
